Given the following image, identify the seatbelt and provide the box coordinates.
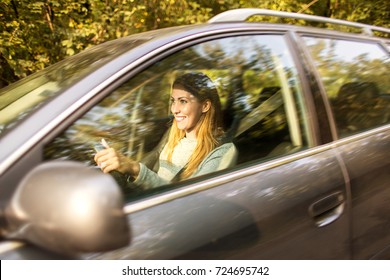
[234,90,283,137]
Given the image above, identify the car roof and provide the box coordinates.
[208,8,390,35]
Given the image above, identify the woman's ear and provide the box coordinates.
[202,100,211,113]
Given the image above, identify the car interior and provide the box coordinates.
[43,64,309,196]
[331,81,390,136]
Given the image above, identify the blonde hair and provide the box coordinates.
[165,73,223,179]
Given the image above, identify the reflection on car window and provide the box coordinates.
[0,36,150,136]
[304,37,390,137]
[44,35,310,196]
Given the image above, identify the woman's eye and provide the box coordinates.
[170,98,188,105]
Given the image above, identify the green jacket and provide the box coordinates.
[134,141,237,189]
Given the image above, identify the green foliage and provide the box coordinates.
[1,0,389,87]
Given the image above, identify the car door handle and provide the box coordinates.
[308,192,345,227]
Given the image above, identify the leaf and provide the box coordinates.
[66,48,75,56]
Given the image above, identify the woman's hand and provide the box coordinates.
[94,139,140,177]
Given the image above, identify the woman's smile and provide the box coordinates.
[174,115,186,122]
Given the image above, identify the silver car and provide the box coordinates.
[0,9,389,259]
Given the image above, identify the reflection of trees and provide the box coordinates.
[305,38,390,98]
[0,37,148,137]
[305,38,390,136]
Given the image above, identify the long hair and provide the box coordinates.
[165,72,223,179]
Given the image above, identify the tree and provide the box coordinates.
[1,0,389,88]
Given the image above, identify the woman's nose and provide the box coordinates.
[171,103,180,114]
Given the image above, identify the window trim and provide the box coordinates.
[273,53,303,147]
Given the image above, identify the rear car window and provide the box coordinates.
[303,37,390,137]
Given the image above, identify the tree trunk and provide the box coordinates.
[0,54,18,89]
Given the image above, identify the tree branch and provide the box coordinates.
[11,0,19,18]
[298,0,321,13]
[45,3,54,32]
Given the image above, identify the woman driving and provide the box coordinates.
[94,72,237,189]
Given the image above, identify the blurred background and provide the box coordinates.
[1,0,389,89]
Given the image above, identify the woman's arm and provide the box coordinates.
[193,143,238,177]
[133,163,170,189]
[94,139,140,176]
[95,142,238,190]
[133,143,238,189]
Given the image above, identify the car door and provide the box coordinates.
[303,35,390,259]
[41,32,350,259]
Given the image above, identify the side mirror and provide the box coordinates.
[2,161,130,256]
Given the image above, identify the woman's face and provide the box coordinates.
[170,86,209,139]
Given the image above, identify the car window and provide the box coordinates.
[0,36,151,137]
[303,37,390,137]
[44,34,310,197]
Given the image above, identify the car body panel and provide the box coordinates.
[334,126,390,259]
[84,144,350,260]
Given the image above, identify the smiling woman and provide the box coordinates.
[94,72,238,189]
[43,34,310,196]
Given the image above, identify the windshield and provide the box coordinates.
[0,35,151,136]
